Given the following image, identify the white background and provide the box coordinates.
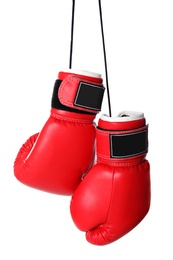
[0,0,172,259]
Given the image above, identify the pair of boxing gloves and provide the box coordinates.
[14,69,151,246]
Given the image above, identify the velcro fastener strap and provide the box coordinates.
[74,82,105,111]
[58,76,105,113]
[110,128,148,158]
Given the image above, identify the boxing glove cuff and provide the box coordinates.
[97,111,148,164]
[59,77,105,112]
[52,70,105,114]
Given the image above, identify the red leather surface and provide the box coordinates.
[58,71,103,83]
[98,117,146,130]
[13,70,101,195]
[70,160,150,245]
[14,109,96,195]
[70,116,151,245]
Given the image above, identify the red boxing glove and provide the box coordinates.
[70,111,151,245]
[14,69,105,195]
